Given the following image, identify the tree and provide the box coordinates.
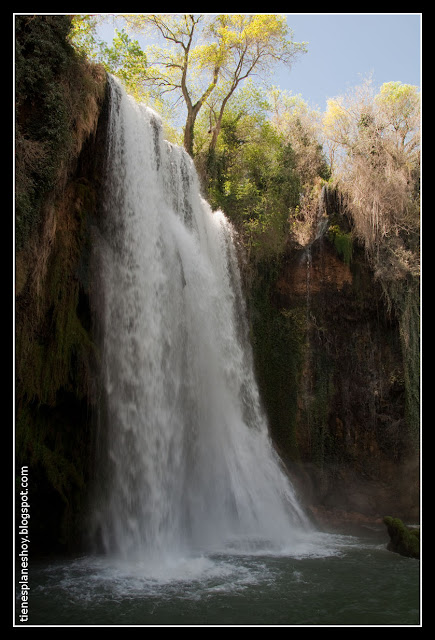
[194,77,269,156]
[374,81,420,180]
[322,78,420,253]
[129,14,223,154]
[204,15,307,153]
[269,87,330,189]
[70,16,148,102]
[199,95,301,262]
[120,14,222,156]
[69,14,105,60]
[265,88,331,247]
[98,29,148,100]
[121,13,306,156]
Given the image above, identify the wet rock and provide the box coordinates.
[383,516,420,559]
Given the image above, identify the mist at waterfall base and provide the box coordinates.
[21,77,420,626]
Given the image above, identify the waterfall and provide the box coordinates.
[90,76,311,562]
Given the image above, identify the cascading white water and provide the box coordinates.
[91,76,311,563]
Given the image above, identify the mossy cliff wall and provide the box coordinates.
[15,16,110,553]
[247,193,419,526]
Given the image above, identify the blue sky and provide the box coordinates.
[275,13,421,111]
[98,13,421,114]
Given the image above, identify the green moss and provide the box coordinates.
[15,16,107,551]
[16,192,97,407]
[398,284,420,448]
[247,260,306,458]
[383,516,420,559]
[15,16,78,249]
[15,16,106,251]
[380,274,420,449]
[328,224,353,265]
[303,351,336,468]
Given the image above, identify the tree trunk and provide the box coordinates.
[183,111,195,158]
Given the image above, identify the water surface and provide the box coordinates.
[22,528,420,626]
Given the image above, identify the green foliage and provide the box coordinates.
[328,224,353,265]
[97,29,147,100]
[15,15,78,249]
[102,28,146,73]
[375,81,420,146]
[15,15,107,252]
[269,87,331,188]
[200,113,301,262]
[69,14,104,59]
[15,15,74,97]
[95,14,307,155]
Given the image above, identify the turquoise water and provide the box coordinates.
[16,528,420,626]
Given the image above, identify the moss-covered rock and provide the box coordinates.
[15,15,108,554]
[247,194,419,522]
[383,516,420,559]
[247,258,305,460]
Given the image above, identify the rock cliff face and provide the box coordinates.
[252,209,419,527]
[16,84,112,551]
[15,16,110,552]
